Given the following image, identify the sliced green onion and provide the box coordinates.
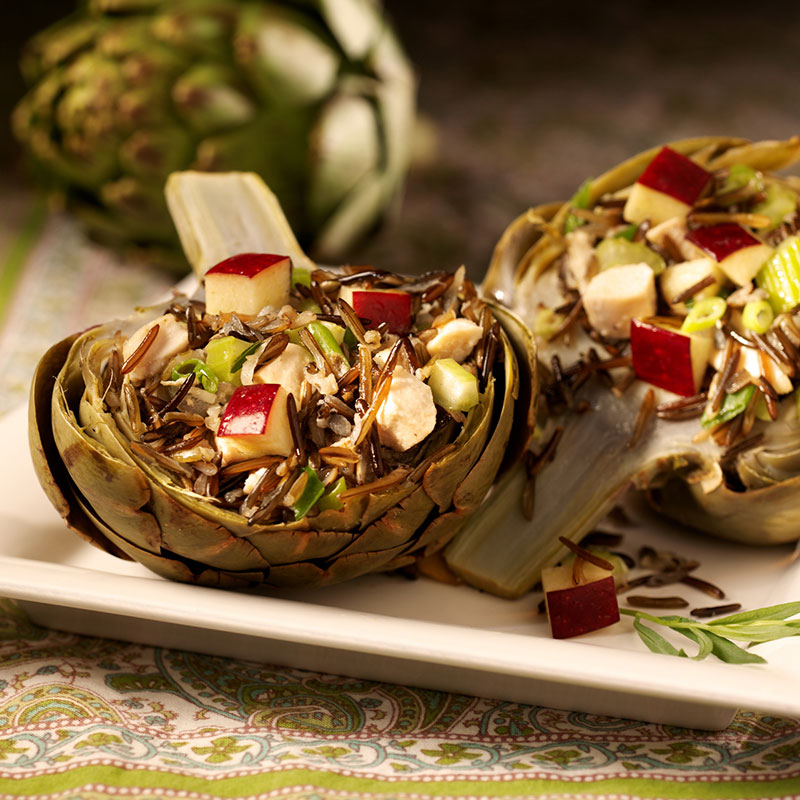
[756,236,800,314]
[701,385,755,429]
[308,320,349,366]
[292,466,325,520]
[230,341,261,374]
[614,224,639,241]
[681,297,727,332]
[318,476,347,511]
[171,358,218,393]
[564,178,593,233]
[205,336,252,384]
[742,299,774,334]
[719,164,764,195]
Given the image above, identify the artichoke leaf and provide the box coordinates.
[28,334,131,560]
[165,170,316,277]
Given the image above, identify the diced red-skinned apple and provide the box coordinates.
[582,263,656,338]
[630,318,712,397]
[339,286,411,334]
[122,314,190,382]
[659,257,725,314]
[542,560,620,639]
[205,253,291,316]
[216,383,294,465]
[623,147,711,227]
[686,224,774,286]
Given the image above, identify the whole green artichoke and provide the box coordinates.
[12,0,416,267]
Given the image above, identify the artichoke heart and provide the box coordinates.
[447,136,800,599]
[29,173,535,590]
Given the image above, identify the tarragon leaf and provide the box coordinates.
[708,601,800,626]
[633,618,687,658]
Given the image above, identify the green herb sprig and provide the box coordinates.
[620,602,800,664]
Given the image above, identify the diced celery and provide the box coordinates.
[753,183,797,230]
[564,178,593,233]
[742,299,774,334]
[205,336,252,384]
[596,237,665,275]
[428,358,479,412]
[614,224,638,241]
[701,385,755,429]
[318,476,347,511]
[292,267,312,287]
[292,467,325,521]
[756,236,800,314]
[681,297,726,332]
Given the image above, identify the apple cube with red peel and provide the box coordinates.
[686,223,774,286]
[630,318,712,397]
[205,253,291,316]
[624,147,712,227]
[542,561,620,639]
[339,287,411,334]
[216,384,294,464]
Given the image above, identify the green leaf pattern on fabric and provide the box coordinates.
[0,599,799,798]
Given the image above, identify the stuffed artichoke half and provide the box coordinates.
[446,136,800,599]
[30,173,535,589]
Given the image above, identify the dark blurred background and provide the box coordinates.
[3,1,800,276]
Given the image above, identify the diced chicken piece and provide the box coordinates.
[253,343,311,401]
[711,345,793,394]
[376,366,437,451]
[563,228,598,294]
[659,258,725,314]
[582,264,657,339]
[122,314,190,382]
[426,318,482,363]
[646,216,707,261]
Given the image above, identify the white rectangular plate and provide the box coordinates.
[4,402,800,730]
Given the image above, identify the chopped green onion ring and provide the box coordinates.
[681,297,727,332]
[230,341,261,374]
[564,178,593,233]
[742,299,774,334]
[292,466,325,520]
[171,358,219,393]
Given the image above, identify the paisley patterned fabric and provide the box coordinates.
[1,599,800,799]
[2,199,800,800]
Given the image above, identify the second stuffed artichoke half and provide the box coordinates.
[30,172,535,589]
[446,136,800,598]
